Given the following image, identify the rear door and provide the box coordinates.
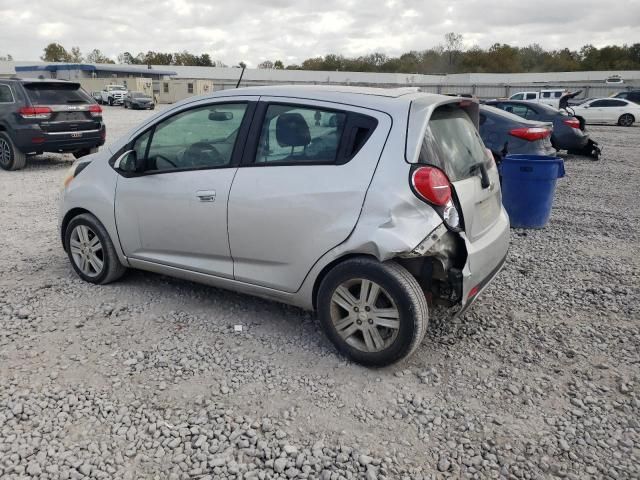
[227,98,391,292]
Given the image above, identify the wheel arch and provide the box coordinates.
[311,253,379,310]
[60,207,93,251]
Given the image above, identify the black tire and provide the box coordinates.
[317,257,428,367]
[618,114,634,127]
[0,131,27,171]
[73,147,99,159]
[64,213,126,285]
[124,102,128,109]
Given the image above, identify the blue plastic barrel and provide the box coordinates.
[499,154,565,228]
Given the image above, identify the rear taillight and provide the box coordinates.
[18,106,52,119]
[89,104,102,117]
[411,166,461,231]
[509,127,551,141]
[411,166,452,206]
[563,118,581,129]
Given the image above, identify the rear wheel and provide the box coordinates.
[618,114,634,127]
[317,258,428,367]
[64,213,126,284]
[0,132,27,171]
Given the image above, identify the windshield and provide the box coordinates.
[24,83,92,105]
[109,86,126,91]
[419,106,488,181]
[131,92,147,98]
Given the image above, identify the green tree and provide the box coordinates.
[69,46,83,62]
[86,49,114,64]
[273,60,284,69]
[41,43,71,62]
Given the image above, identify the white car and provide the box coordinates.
[509,89,566,108]
[571,98,639,127]
[58,86,510,366]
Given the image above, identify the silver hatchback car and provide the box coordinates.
[59,86,509,366]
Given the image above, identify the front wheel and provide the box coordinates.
[317,258,428,367]
[64,213,127,284]
[618,114,634,127]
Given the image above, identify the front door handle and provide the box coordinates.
[196,190,216,202]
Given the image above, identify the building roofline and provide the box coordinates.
[15,63,177,76]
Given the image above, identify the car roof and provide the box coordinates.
[189,85,453,111]
[488,99,559,113]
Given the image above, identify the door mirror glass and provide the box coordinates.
[209,111,234,121]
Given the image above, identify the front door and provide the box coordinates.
[115,101,253,278]
[227,99,391,292]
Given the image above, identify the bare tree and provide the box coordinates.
[444,32,464,71]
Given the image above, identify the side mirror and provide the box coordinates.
[209,111,233,121]
[114,150,144,173]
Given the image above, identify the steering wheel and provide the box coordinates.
[183,142,225,167]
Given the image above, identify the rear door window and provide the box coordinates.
[525,93,537,100]
[254,104,346,164]
[419,106,488,181]
[24,83,92,105]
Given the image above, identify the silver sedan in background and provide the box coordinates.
[59,86,509,366]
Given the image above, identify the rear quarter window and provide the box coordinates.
[418,106,488,181]
[24,83,92,105]
[0,84,14,103]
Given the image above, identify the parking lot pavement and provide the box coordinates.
[0,105,638,479]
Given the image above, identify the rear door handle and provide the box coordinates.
[196,190,216,202]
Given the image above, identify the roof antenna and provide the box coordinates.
[235,66,246,88]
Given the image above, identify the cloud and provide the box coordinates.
[0,0,638,66]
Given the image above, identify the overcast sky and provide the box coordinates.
[1,0,639,66]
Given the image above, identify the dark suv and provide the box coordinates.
[613,90,640,105]
[0,78,105,170]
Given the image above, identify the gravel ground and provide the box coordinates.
[0,105,638,479]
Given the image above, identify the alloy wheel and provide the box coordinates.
[70,225,104,277]
[329,278,400,353]
[0,137,11,168]
[620,114,633,127]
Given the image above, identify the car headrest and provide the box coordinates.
[276,113,311,148]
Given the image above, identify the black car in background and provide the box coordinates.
[123,91,155,110]
[613,90,640,104]
[485,100,601,159]
[478,105,555,163]
[0,79,105,170]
